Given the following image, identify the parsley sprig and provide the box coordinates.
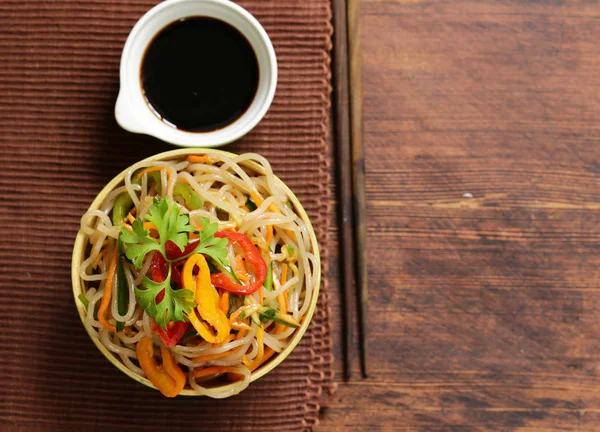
[172,217,229,266]
[119,197,229,329]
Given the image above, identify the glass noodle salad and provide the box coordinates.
[77,152,318,398]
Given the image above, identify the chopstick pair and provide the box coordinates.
[332,0,367,379]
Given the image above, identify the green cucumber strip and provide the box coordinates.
[246,197,258,211]
[173,183,203,210]
[264,262,273,291]
[259,307,299,329]
[210,258,241,284]
[78,293,89,309]
[112,192,133,225]
[116,240,129,332]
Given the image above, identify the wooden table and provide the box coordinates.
[319,1,600,430]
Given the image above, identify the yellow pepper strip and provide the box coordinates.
[136,337,185,398]
[186,155,212,164]
[183,254,230,344]
[143,221,157,231]
[219,292,229,315]
[126,212,135,224]
[143,221,158,238]
[275,263,289,334]
[242,327,264,371]
[98,246,118,332]
[259,286,264,306]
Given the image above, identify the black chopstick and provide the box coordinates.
[347,0,368,378]
[332,0,355,380]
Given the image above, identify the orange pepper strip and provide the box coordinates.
[242,327,264,370]
[160,346,186,393]
[265,225,273,245]
[98,246,118,332]
[136,166,173,194]
[234,255,250,282]
[120,221,133,233]
[186,155,212,164]
[219,292,229,315]
[136,337,185,398]
[229,304,257,330]
[192,366,239,379]
[252,347,277,371]
[136,166,165,181]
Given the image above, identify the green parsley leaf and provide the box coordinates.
[120,218,161,268]
[134,266,196,330]
[180,218,229,266]
[145,197,194,253]
[120,197,195,267]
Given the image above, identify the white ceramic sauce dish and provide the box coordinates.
[115,0,277,147]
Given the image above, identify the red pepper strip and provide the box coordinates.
[151,251,169,303]
[153,244,188,288]
[165,240,198,261]
[171,261,184,287]
[150,252,189,346]
[210,231,267,295]
[155,321,190,347]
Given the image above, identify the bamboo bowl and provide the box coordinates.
[71,148,321,396]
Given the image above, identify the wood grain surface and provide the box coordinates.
[319,0,600,430]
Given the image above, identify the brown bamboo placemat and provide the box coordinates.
[0,1,334,430]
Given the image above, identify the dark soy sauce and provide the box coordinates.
[141,17,259,132]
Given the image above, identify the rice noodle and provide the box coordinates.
[77,151,317,398]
